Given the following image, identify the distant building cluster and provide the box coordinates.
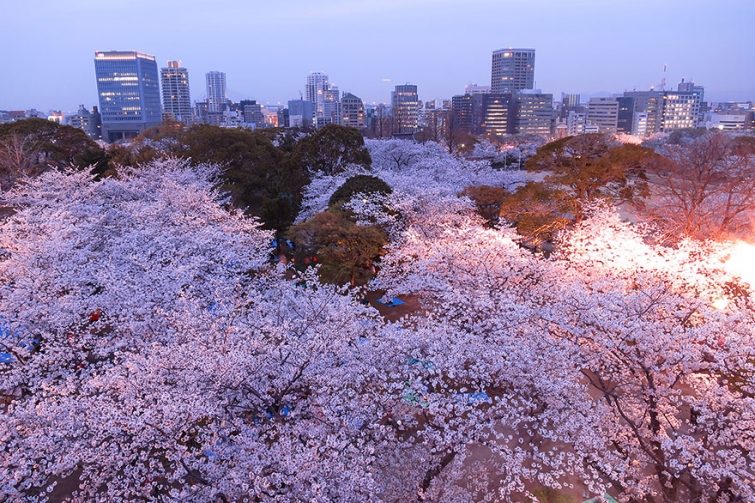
[1,48,753,142]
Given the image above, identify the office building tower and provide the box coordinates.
[561,93,580,109]
[587,97,619,133]
[480,94,512,137]
[633,112,649,136]
[195,101,209,124]
[451,94,474,131]
[94,50,162,142]
[341,93,365,128]
[161,60,192,124]
[513,92,553,136]
[560,93,583,119]
[625,89,700,135]
[288,99,315,128]
[278,107,290,128]
[624,90,663,136]
[391,84,420,134]
[239,99,264,125]
[677,79,705,126]
[206,71,227,113]
[660,92,699,131]
[491,48,535,94]
[677,79,704,103]
[306,72,329,116]
[323,87,341,125]
[616,96,635,134]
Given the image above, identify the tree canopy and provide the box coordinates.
[292,124,371,175]
[0,118,107,188]
[526,134,654,215]
[328,174,392,208]
[498,181,578,245]
[288,208,387,286]
[1,137,753,502]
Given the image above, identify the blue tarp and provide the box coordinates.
[377,297,405,307]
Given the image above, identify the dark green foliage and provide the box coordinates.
[288,209,387,286]
[292,124,371,175]
[0,118,107,174]
[176,125,310,234]
[328,175,392,208]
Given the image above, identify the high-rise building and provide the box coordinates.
[560,93,582,119]
[624,90,663,136]
[306,72,329,117]
[480,94,512,137]
[616,96,635,134]
[587,97,619,133]
[561,93,580,109]
[677,79,705,126]
[323,87,341,126]
[161,60,192,124]
[239,99,264,126]
[94,50,162,142]
[513,92,553,136]
[391,84,419,134]
[677,79,704,103]
[341,93,365,128]
[206,71,227,113]
[451,94,474,131]
[195,101,209,124]
[633,112,649,136]
[277,107,290,128]
[491,48,535,94]
[660,92,699,131]
[288,99,315,128]
[625,89,700,135]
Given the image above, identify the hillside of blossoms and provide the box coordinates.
[1,122,754,502]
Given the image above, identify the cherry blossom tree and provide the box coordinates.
[1,144,753,503]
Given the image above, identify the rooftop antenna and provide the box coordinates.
[660,64,667,91]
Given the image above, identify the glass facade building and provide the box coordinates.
[94,51,162,142]
[391,84,419,134]
[491,48,535,94]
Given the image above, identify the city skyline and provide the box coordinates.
[1,0,754,111]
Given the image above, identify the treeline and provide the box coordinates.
[0,120,371,235]
[2,120,752,286]
[0,119,392,285]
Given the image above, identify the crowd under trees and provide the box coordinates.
[0,121,753,502]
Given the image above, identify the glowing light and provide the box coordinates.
[712,296,729,310]
[723,241,755,288]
